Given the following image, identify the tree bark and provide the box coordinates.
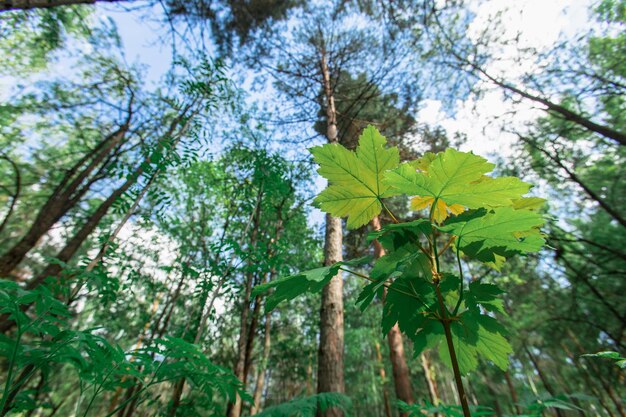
[421,352,440,407]
[250,312,271,415]
[374,341,392,417]
[0,124,129,278]
[0,154,20,235]
[316,45,345,417]
[24,104,189,292]
[229,185,264,417]
[371,216,415,413]
[504,371,521,415]
[26,169,138,290]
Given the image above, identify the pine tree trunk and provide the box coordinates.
[316,45,345,417]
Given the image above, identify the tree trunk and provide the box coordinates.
[561,342,618,417]
[523,346,565,417]
[374,341,392,417]
[229,185,264,417]
[168,284,209,417]
[316,44,345,417]
[566,331,626,417]
[243,283,262,387]
[26,170,137,290]
[421,352,440,407]
[26,105,189,291]
[250,312,271,415]
[524,138,626,229]
[0,124,128,278]
[504,371,521,415]
[371,216,415,412]
[317,213,344,417]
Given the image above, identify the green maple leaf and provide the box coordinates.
[438,313,512,374]
[441,207,545,260]
[252,257,370,312]
[465,281,506,314]
[383,149,532,210]
[252,265,341,312]
[311,125,400,228]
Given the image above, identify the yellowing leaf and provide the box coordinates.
[411,195,464,223]
[384,149,532,210]
[311,125,400,228]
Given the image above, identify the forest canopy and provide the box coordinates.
[0,1,624,417]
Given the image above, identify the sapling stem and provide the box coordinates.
[436,285,471,417]
[429,199,472,417]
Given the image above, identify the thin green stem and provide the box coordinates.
[103,355,170,417]
[435,285,471,417]
[427,199,471,417]
[380,199,399,224]
[82,363,120,417]
[429,199,441,275]
[453,239,464,316]
[339,267,430,309]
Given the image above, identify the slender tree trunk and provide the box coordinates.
[316,45,345,417]
[0,364,36,416]
[371,216,415,413]
[566,331,626,417]
[421,352,440,407]
[524,139,626,229]
[229,186,264,417]
[523,346,556,395]
[306,355,314,396]
[561,342,618,417]
[250,312,271,415]
[167,285,208,417]
[504,371,521,415]
[170,195,261,417]
[108,295,161,414]
[27,171,137,290]
[0,154,20,236]
[243,280,263,387]
[374,341,392,417]
[26,106,189,292]
[523,346,565,417]
[244,215,284,396]
[0,124,129,278]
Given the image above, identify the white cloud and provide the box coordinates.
[416,0,592,160]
